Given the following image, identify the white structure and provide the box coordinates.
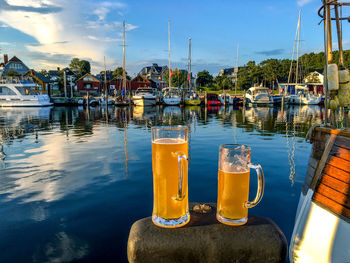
[0,82,52,107]
[303,71,324,84]
[287,86,322,105]
[245,86,272,106]
[132,88,156,106]
[162,87,181,105]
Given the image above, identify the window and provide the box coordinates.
[0,86,17,95]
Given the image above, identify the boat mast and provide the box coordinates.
[168,20,171,88]
[104,56,108,101]
[295,10,301,85]
[122,21,126,98]
[188,38,192,90]
[234,44,239,95]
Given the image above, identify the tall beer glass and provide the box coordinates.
[217,144,265,226]
[151,126,189,228]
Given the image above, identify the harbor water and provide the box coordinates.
[0,105,323,262]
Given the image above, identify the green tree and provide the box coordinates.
[163,68,187,87]
[197,70,213,87]
[111,67,131,80]
[214,75,233,90]
[69,58,91,78]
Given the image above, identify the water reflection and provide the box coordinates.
[0,105,324,204]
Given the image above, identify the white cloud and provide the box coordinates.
[0,0,137,72]
[297,0,315,6]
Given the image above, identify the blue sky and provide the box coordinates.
[0,0,349,76]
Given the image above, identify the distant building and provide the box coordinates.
[139,63,168,89]
[76,73,100,95]
[304,71,324,84]
[23,70,51,93]
[2,55,30,76]
[218,68,235,77]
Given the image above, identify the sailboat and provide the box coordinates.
[115,21,131,107]
[163,20,181,106]
[284,11,323,106]
[184,38,201,106]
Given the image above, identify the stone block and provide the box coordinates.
[127,203,287,263]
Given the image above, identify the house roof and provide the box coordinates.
[77,73,100,82]
[48,70,59,77]
[24,70,51,83]
[8,56,23,63]
[132,74,150,82]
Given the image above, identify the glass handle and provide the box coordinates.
[245,163,265,208]
[174,152,187,201]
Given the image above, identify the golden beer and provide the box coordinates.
[152,138,189,227]
[217,170,250,224]
[216,144,264,226]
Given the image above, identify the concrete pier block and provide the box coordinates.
[127,203,287,263]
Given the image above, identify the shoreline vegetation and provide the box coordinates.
[4,50,349,96]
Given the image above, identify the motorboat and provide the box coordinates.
[0,82,52,107]
[206,93,222,106]
[218,93,233,105]
[287,86,322,105]
[184,91,201,106]
[244,86,272,106]
[132,87,157,106]
[162,87,181,106]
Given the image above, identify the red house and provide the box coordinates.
[76,73,101,96]
[110,74,151,94]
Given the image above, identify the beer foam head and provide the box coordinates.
[219,144,250,172]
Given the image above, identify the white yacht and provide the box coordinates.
[287,86,322,105]
[132,87,156,106]
[162,87,181,106]
[244,86,272,106]
[0,82,52,107]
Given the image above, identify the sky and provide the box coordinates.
[0,0,349,76]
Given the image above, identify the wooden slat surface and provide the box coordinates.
[330,145,350,161]
[319,174,350,195]
[311,129,350,219]
[323,165,350,184]
[313,192,350,219]
[327,156,350,173]
[316,184,350,209]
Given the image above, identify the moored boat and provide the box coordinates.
[244,86,272,106]
[132,87,156,106]
[0,82,52,107]
[206,93,222,106]
[162,87,181,106]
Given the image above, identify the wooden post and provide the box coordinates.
[223,91,226,107]
[205,91,207,106]
[86,91,89,106]
[63,70,67,99]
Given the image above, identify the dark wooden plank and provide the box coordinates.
[330,145,350,161]
[319,174,350,195]
[313,192,350,219]
[323,164,350,184]
[316,184,350,209]
[334,136,350,151]
[310,133,337,190]
[327,155,350,173]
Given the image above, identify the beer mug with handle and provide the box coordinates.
[151,126,190,228]
[217,144,265,226]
